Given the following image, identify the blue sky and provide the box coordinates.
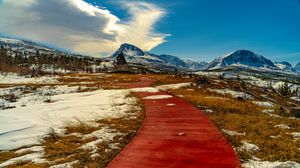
[0,0,299,64]
[94,0,300,64]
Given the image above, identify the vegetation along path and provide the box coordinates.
[108,77,241,168]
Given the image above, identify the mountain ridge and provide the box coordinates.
[111,43,208,71]
[294,62,300,72]
[0,36,89,58]
[207,50,276,70]
[1,36,298,74]
[206,50,298,73]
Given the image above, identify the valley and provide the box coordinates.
[1,1,299,168]
[0,37,300,168]
[0,72,299,168]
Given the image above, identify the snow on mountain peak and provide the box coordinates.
[111,43,207,71]
[207,50,276,70]
[274,61,297,72]
[0,37,52,52]
[0,37,23,44]
[113,43,145,57]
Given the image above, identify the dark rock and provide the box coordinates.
[290,107,300,118]
[116,52,127,65]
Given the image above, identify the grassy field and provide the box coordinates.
[167,77,300,163]
[1,73,299,166]
[1,93,145,168]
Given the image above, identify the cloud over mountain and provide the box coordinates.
[0,0,168,56]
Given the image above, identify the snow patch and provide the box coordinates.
[243,160,300,168]
[0,73,59,84]
[129,87,159,93]
[0,148,46,167]
[80,127,123,154]
[262,109,275,113]
[238,140,259,153]
[50,160,79,168]
[143,95,173,100]
[222,129,246,136]
[156,83,191,91]
[204,109,214,113]
[209,89,253,99]
[15,146,44,154]
[128,83,192,93]
[0,89,136,150]
[291,97,300,102]
[292,132,300,139]
[270,135,282,139]
[274,124,292,130]
[252,101,274,108]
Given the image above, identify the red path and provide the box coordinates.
[108,77,241,168]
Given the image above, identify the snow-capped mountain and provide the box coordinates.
[111,43,207,71]
[274,61,297,73]
[295,62,300,72]
[185,59,208,71]
[0,36,86,58]
[0,36,106,74]
[206,50,277,70]
[0,37,53,53]
[112,43,165,65]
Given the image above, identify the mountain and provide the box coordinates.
[295,62,300,72]
[185,59,208,71]
[0,37,86,58]
[154,54,188,68]
[206,50,277,70]
[111,43,207,71]
[112,43,165,65]
[0,37,54,53]
[274,61,297,73]
[0,36,105,74]
[112,43,145,58]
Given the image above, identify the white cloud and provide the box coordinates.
[117,1,169,50]
[0,0,168,56]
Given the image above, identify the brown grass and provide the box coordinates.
[151,74,194,86]
[2,94,145,167]
[211,113,300,162]
[0,145,39,165]
[5,161,48,168]
[0,73,143,89]
[2,72,299,165]
[0,151,24,165]
[0,73,194,91]
[168,78,300,163]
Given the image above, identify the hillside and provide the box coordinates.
[0,37,103,74]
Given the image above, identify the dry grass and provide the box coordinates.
[58,73,141,85]
[211,113,300,162]
[5,161,48,168]
[0,151,25,165]
[0,73,193,90]
[57,73,194,90]
[2,94,145,167]
[168,78,300,163]
[2,72,299,165]
[0,144,40,165]
[0,73,143,89]
[151,74,194,86]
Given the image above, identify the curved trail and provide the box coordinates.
[108,77,241,168]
